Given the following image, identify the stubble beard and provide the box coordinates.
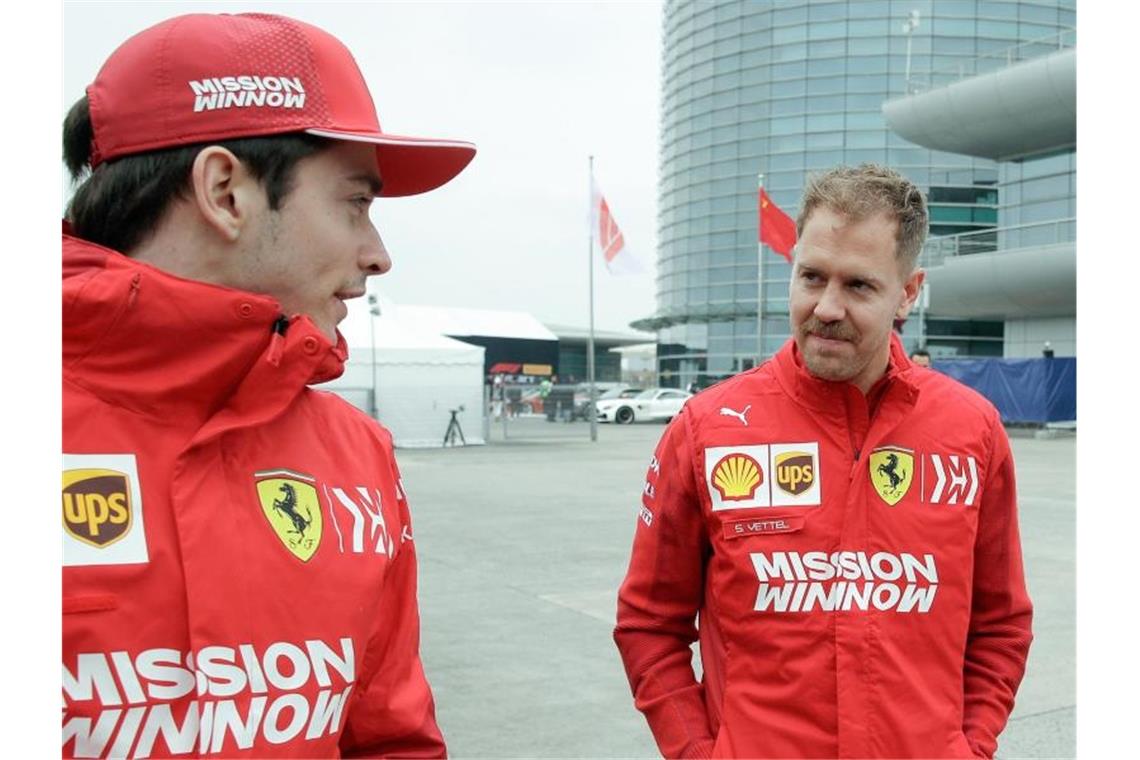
[797,316,864,383]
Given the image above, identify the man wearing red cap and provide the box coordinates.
[62,13,474,758]
[614,165,1032,759]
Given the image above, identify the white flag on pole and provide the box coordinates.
[591,177,644,275]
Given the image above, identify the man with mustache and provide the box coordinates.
[62,13,474,757]
[614,164,1032,759]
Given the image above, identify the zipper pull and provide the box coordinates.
[127,274,141,308]
[266,316,289,367]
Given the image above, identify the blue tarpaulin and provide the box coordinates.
[931,357,1076,424]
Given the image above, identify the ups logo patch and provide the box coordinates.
[774,451,814,496]
[62,469,132,548]
[255,470,323,562]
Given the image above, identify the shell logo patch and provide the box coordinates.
[704,445,771,510]
[711,454,764,501]
[255,470,323,562]
[870,447,915,506]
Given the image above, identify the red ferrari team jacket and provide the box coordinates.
[615,335,1032,759]
[62,231,445,758]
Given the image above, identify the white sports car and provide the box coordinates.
[595,388,694,424]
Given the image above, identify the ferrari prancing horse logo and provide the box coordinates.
[869,447,914,506]
[255,470,323,561]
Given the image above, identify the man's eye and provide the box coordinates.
[352,196,373,210]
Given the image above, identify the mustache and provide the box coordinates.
[800,317,860,342]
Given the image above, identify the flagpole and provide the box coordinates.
[588,156,598,443]
[757,173,765,368]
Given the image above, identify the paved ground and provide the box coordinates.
[396,418,1075,758]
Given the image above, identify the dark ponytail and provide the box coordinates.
[62,96,95,182]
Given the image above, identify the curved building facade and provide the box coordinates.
[641,0,1076,389]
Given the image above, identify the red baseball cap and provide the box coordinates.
[85,13,475,197]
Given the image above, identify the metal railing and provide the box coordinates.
[921,217,1075,268]
[907,28,1075,94]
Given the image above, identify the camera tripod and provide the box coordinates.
[443,407,466,447]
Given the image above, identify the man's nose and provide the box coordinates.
[813,282,846,322]
[362,231,392,276]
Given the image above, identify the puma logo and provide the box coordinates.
[719,405,751,426]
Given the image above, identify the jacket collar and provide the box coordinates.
[771,331,919,414]
[63,231,348,426]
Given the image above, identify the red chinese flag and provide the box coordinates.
[759,188,797,262]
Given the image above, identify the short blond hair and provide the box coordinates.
[795,163,929,270]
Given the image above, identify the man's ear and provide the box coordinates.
[189,146,262,242]
[896,267,925,320]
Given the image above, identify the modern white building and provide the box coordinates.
[635,0,1076,387]
[883,36,1075,357]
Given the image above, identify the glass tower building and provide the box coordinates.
[636,0,1076,389]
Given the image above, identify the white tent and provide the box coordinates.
[317,305,486,448]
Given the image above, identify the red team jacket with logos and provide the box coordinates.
[614,335,1032,759]
[62,231,445,758]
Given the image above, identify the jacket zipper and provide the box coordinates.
[850,396,866,463]
[266,316,289,366]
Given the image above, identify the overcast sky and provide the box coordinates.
[61,0,663,337]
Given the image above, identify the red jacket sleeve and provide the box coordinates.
[614,411,716,759]
[339,462,447,759]
[962,418,1034,759]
